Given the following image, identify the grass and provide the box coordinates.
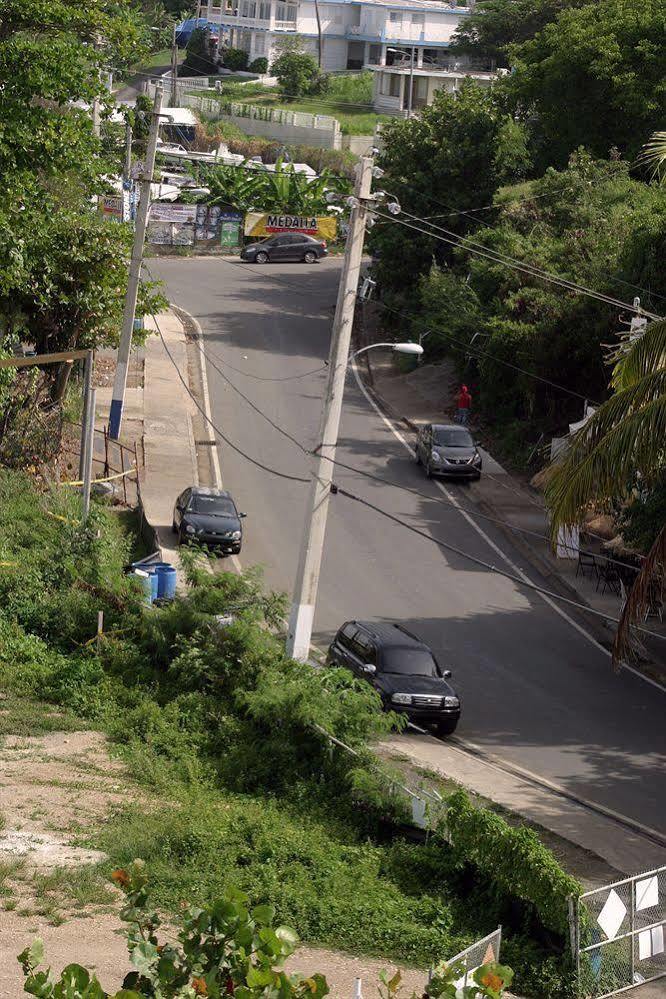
[197,72,385,135]
[140,48,184,71]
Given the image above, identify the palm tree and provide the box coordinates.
[637,131,666,179]
[545,318,666,665]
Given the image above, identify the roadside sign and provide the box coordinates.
[219,211,243,248]
[245,212,337,241]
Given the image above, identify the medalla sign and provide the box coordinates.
[245,212,337,241]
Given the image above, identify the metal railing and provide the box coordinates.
[571,865,666,997]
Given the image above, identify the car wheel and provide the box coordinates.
[172,518,178,534]
[255,251,269,264]
[303,250,317,264]
[436,719,458,737]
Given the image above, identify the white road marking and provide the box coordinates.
[349,359,665,693]
[176,303,242,574]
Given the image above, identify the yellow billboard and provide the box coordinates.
[245,213,337,242]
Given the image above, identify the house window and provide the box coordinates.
[411,12,424,24]
[389,11,402,23]
[259,1,271,18]
[241,0,256,17]
[276,2,296,21]
[254,33,265,52]
[368,43,381,64]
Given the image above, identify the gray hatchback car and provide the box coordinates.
[415,423,482,480]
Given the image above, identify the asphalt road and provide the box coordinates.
[151,256,666,840]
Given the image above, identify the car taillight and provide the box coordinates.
[321,241,327,249]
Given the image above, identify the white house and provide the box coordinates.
[197,0,495,114]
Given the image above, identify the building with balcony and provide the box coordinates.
[197,0,495,113]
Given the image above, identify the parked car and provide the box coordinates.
[415,423,482,480]
[172,486,245,554]
[328,620,460,736]
[240,233,327,264]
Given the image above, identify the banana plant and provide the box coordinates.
[201,159,350,215]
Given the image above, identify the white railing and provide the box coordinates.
[274,19,297,29]
[177,92,339,133]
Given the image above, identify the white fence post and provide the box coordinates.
[353,978,363,998]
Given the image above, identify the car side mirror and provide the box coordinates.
[239,512,247,518]
[364,664,376,675]
[443,669,452,679]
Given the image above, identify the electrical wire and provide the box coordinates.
[148,304,309,483]
[331,485,666,643]
[212,255,599,403]
[372,207,664,321]
[196,335,642,574]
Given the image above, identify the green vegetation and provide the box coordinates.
[206,73,381,135]
[271,49,328,100]
[223,46,251,71]
[0,471,577,997]
[19,862,513,997]
[201,159,350,213]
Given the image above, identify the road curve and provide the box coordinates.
[150,256,666,841]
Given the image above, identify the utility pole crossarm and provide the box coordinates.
[286,155,375,662]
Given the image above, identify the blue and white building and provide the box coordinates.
[197,0,495,114]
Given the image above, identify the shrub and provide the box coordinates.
[271,50,323,99]
[223,46,250,71]
[249,56,268,73]
[443,789,581,936]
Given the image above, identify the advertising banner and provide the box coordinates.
[149,202,198,224]
[244,213,337,241]
[99,194,130,222]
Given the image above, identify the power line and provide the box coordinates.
[146,300,309,483]
[198,335,641,574]
[332,484,666,643]
[373,207,663,321]
[212,255,599,403]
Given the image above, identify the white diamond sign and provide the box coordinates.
[597,889,627,940]
[635,875,659,911]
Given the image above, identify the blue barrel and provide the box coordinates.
[155,564,177,600]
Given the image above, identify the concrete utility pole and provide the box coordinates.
[109,84,163,440]
[171,22,179,107]
[286,155,375,661]
[408,44,415,117]
[123,119,132,185]
[82,388,97,523]
[78,350,94,481]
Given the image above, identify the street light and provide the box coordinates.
[352,342,423,359]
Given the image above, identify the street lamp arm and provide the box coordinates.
[351,342,423,359]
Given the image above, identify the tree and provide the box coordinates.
[271,49,328,99]
[181,25,214,75]
[405,153,666,446]
[0,1,161,401]
[203,160,350,213]
[450,0,585,66]
[507,0,666,169]
[369,81,531,296]
[545,318,666,664]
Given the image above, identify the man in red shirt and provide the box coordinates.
[456,384,472,425]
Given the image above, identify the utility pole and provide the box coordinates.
[286,155,375,661]
[78,351,94,481]
[407,44,415,117]
[109,84,163,441]
[123,119,133,185]
[82,388,97,523]
[171,21,179,107]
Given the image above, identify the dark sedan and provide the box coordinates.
[415,423,482,480]
[240,233,327,264]
[172,486,245,554]
[328,620,461,736]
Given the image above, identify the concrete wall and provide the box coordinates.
[214,110,341,147]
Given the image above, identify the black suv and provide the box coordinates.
[328,621,460,736]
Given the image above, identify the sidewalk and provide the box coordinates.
[94,311,199,567]
[363,352,666,683]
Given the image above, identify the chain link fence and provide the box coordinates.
[573,865,665,997]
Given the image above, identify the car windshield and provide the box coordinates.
[382,648,439,677]
[188,495,236,517]
[433,428,473,448]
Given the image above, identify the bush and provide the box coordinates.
[271,50,324,99]
[249,56,268,74]
[223,47,250,71]
[443,789,581,936]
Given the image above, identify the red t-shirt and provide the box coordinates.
[457,390,472,409]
